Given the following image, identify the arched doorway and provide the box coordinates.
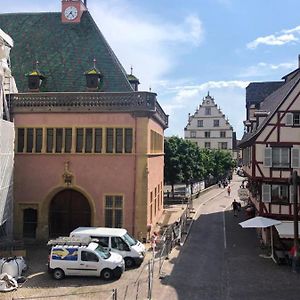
[49,189,91,237]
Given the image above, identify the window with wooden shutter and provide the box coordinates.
[262,184,271,203]
[285,113,293,126]
[291,148,300,168]
[264,148,272,167]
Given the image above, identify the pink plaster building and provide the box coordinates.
[1,0,168,241]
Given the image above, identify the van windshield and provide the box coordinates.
[123,233,137,246]
[95,245,111,259]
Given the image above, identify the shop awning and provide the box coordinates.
[275,221,300,239]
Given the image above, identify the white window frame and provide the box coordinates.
[205,108,211,115]
[205,131,210,138]
[272,147,290,168]
[190,131,196,138]
[197,120,203,127]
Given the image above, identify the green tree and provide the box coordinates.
[164,136,236,194]
[164,136,183,198]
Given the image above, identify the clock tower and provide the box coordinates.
[61,0,87,23]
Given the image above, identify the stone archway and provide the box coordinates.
[49,189,91,237]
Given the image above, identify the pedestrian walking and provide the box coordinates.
[232,199,239,217]
[227,185,231,197]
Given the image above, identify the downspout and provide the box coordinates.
[132,117,137,237]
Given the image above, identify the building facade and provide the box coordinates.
[0,0,168,241]
[184,93,234,152]
[239,60,300,242]
[0,28,16,239]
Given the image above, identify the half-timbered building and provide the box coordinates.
[239,64,300,242]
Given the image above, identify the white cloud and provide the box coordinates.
[247,33,298,49]
[89,1,204,90]
[239,61,296,78]
[283,25,300,34]
[246,24,300,49]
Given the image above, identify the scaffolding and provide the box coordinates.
[0,28,15,239]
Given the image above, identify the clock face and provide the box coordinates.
[64,6,78,20]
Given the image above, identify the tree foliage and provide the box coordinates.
[164,136,235,188]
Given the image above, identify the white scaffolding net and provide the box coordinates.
[0,28,15,238]
[0,119,14,237]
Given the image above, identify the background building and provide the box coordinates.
[184,93,235,153]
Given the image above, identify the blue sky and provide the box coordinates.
[3,0,300,139]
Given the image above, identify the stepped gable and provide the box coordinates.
[0,11,133,93]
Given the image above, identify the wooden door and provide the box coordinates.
[49,189,91,237]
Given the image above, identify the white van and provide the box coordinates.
[47,237,125,280]
[70,227,146,268]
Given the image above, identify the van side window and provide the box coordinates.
[92,236,109,247]
[111,237,129,251]
[81,251,99,262]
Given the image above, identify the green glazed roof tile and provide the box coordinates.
[0,11,133,92]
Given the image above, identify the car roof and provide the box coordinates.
[71,227,127,237]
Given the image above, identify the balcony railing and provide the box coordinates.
[9,91,168,128]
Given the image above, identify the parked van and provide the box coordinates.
[70,227,146,268]
[47,237,125,280]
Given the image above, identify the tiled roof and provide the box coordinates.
[246,81,284,106]
[240,72,300,146]
[0,12,133,92]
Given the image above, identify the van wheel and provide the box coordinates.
[53,268,65,280]
[125,257,135,268]
[101,269,113,280]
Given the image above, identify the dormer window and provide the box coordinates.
[84,58,103,91]
[127,67,140,91]
[26,61,45,92]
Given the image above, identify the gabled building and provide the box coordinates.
[0,0,168,242]
[0,28,16,239]
[239,58,300,242]
[184,93,235,153]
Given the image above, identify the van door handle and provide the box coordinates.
[80,263,84,265]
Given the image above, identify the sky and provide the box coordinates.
[3,0,300,139]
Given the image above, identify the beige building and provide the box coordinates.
[184,93,234,152]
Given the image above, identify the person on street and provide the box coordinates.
[227,185,231,197]
[232,199,239,217]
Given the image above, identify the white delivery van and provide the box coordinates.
[47,236,125,280]
[70,227,146,268]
